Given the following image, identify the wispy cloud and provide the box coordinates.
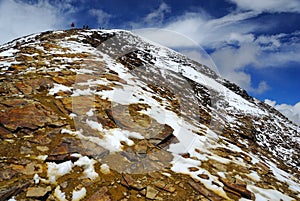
[0,0,75,45]
[88,9,112,26]
[144,2,171,25]
[265,99,300,126]
[210,43,270,94]
[134,1,300,94]
[229,0,300,13]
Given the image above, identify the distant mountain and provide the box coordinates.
[0,29,299,201]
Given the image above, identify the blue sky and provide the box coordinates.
[0,0,299,119]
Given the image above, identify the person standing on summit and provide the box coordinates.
[71,22,75,29]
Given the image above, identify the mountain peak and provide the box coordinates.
[0,29,299,200]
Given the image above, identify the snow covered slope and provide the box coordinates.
[0,29,299,201]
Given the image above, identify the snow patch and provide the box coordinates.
[100,163,110,174]
[86,119,103,131]
[47,161,73,183]
[74,156,99,180]
[33,173,40,184]
[54,186,68,201]
[49,83,72,95]
[247,185,294,201]
[72,187,87,201]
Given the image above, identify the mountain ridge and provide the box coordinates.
[0,29,299,201]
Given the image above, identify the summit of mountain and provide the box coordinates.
[0,29,299,200]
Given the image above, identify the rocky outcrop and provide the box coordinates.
[0,29,299,200]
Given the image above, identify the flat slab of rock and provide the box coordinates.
[146,186,159,200]
[26,186,51,198]
[0,101,63,131]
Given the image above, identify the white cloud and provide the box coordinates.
[144,2,171,25]
[133,28,197,48]
[133,7,270,93]
[0,0,72,45]
[164,11,259,47]
[88,9,111,26]
[211,43,260,71]
[252,81,269,94]
[265,99,300,126]
[229,0,300,13]
[134,4,300,95]
[255,33,300,68]
[210,43,270,94]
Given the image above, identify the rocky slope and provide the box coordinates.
[0,29,299,201]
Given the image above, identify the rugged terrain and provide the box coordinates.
[0,29,299,200]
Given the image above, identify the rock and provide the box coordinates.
[219,178,255,199]
[0,126,14,139]
[52,75,76,86]
[0,102,62,131]
[0,168,18,181]
[25,77,54,93]
[220,177,254,199]
[46,153,78,163]
[153,181,166,189]
[15,82,32,95]
[24,163,43,175]
[134,140,148,155]
[36,146,49,152]
[46,138,108,162]
[188,181,223,201]
[121,174,145,191]
[153,181,176,193]
[86,187,111,201]
[198,174,209,180]
[0,181,30,201]
[146,186,159,200]
[20,146,33,154]
[164,184,176,193]
[256,162,270,175]
[26,186,51,198]
[188,167,199,172]
[104,74,121,82]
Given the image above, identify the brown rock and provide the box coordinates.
[188,181,223,201]
[153,181,176,193]
[0,181,30,201]
[54,99,70,116]
[0,126,14,139]
[86,186,111,201]
[23,163,43,175]
[37,146,49,152]
[1,99,28,107]
[121,174,145,191]
[188,167,199,172]
[52,75,76,86]
[198,174,209,180]
[220,177,254,200]
[15,82,32,95]
[71,96,94,115]
[24,77,53,93]
[153,181,166,189]
[0,102,61,131]
[256,162,270,174]
[104,74,121,82]
[134,140,148,155]
[164,184,176,193]
[26,186,51,198]
[0,168,18,181]
[146,186,159,200]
